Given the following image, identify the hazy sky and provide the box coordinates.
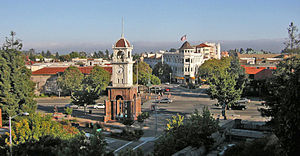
[0,0,299,53]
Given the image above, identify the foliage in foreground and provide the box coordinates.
[1,113,79,145]
[118,148,144,156]
[260,56,300,155]
[224,135,284,156]
[154,107,219,155]
[1,130,109,156]
[0,48,37,122]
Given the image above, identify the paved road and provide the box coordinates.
[36,84,268,154]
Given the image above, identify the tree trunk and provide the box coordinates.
[222,103,227,120]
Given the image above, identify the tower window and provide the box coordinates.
[128,52,130,57]
[118,79,120,83]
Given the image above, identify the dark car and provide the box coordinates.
[231,104,247,110]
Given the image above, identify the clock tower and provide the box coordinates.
[111,35,134,87]
[104,32,141,122]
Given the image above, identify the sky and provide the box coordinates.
[0,0,300,54]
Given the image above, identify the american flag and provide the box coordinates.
[180,35,187,41]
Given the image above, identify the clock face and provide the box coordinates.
[117,68,123,74]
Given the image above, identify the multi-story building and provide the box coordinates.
[163,41,221,83]
[142,52,164,68]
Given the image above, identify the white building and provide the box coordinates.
[142,41,221,84]
[142,51,164,68]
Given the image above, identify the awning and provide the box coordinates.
[175,77,185,80]
[190,77,195,80]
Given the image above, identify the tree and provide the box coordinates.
[41,51,45,57]
[284,22,300,50]
[79,51,87,58]
[71,66,110,108]
[169,48,177,52]
[69,51,80,58]
[0,36,36,122]
[152,62,173,83]
[260,56,300,155]
[2,31,22,50]
[206,57,245,119]
[4,113,79,145]
[133,61,160,85]
[55,52,59,59]
[1,128,108,156]
[57,66,84,97]
[154,108,219,155]
[59,130,108,156]
[240,48,245,54]
[46,50,52,58]
[105,49,109,59]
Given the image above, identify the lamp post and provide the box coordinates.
[9,112,29,156]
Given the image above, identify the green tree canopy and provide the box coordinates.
[260,56,300,155]
[133,61,160,85]
[4,113,79,145]
[0,36,36,121]
[154,107,219,155]
[205,57,246,119]
[152,62,172,83]
[57,66,84,97]
[71,66,111,106]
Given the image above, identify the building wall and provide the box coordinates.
[31,75,55,95]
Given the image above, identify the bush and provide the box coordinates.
[224,136,284,156]
[111,129,144,141]
[4,113,79,145]
[154,107,219,155]
[119,148,144,156]
[64,107,73,116]
[122,117,135,126]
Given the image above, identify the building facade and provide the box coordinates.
[154,41,221,83]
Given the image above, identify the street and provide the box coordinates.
[36,84,268,154]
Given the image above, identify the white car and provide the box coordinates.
[65,104,79,109]
[94,104,105,109]
[156,98,173,103]
[237,98,250,104]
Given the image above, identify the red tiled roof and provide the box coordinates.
[196,43,211,48]
[115,38,131,47]
[241,65,276,74]
[32,66,112,75]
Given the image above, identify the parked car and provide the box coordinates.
[237,98,250,104]
[65,104,79,109]
[156,98,173,103]
[94,103,105,109]
[231,104,247,110]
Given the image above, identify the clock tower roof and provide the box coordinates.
[115,37,131,48]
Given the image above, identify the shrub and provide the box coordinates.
[3,113,79,145]
[64,107,73,116]
[154,107,219,155]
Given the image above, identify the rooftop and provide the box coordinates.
[32,66,112,75]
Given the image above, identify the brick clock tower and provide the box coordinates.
[104,33,141,122]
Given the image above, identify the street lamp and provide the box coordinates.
[9,112,29,156]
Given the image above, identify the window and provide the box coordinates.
[185,58,190,62]
[118,79,120,83]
